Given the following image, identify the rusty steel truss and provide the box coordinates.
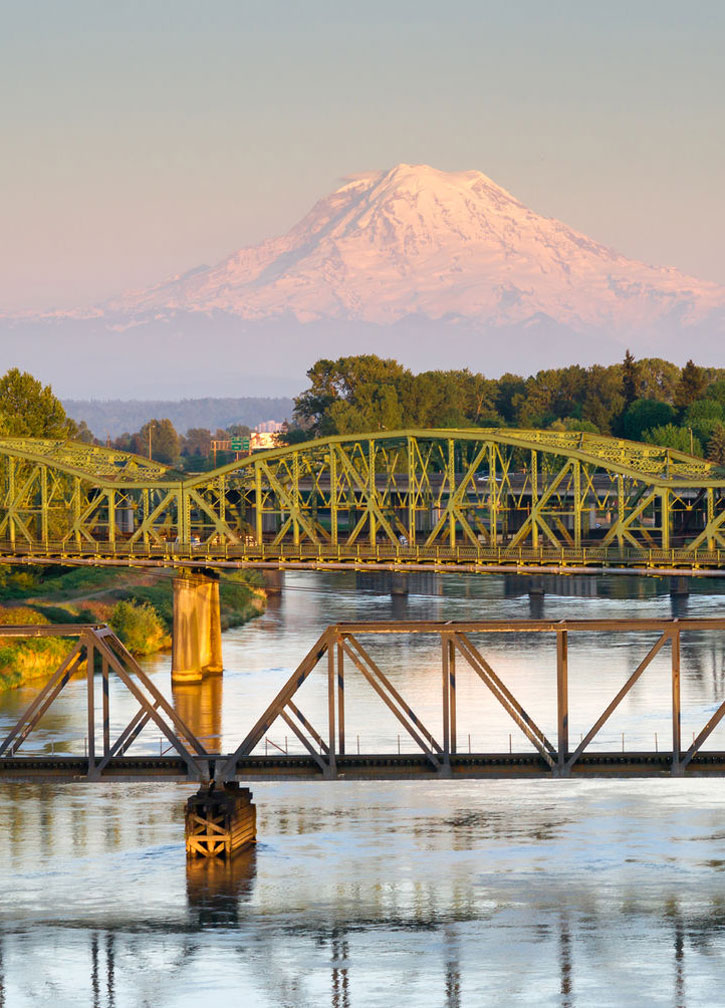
[2,429,725,573]
[4,619,725,782]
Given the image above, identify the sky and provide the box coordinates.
[1,0,724,314]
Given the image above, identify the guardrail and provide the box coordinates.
[0,538,723,571]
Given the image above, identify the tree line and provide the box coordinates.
[286,353,725,462]
[3,354,725,466]
[0,368,250,470]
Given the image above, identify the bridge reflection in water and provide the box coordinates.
[0,892,702,1008]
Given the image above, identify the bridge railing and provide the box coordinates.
[0,537,723,571]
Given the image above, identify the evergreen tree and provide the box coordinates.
[674,360,707,410]
[707,424,725,465]
[0,368,71,438]
[622,350,640,407]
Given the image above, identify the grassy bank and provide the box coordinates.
[0,564,266,690]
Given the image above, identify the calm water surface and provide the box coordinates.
[2,573,725,1006]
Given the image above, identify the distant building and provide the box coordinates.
[250,430,281,450]
[255,420,285,434]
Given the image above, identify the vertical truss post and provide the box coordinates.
[8,457,15,547]
[142,488,149,546]
[442,633,451,765]
[107,489,116,546]
[292,451,300,547]
[557,630,569,771]
[707,488,714,551]
[661,489,670,550]
[329,449,338,548]
[672,627,681,772]
[73,477,82,550]
[407,436,416,546]
[337,636,345,755]
[40,467,48,545]
[488,442,498,546]
[101,652,110,757]
[327,634,336,774]
[448,439,456,547]
[368,440,377,546]
[617,475,625,552]
[86,636,96,775]
[573,460,581,550]
[255,464,263,545]
[531,451,539,549]
[448,634,457,755]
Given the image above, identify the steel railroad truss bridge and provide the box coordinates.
[1,427,725,574]
[4,616,725,854]
[2,618,725,785]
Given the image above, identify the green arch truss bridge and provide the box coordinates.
[2,429,725,574]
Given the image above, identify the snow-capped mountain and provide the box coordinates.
[106,163,724,333]
[3,164,724,398]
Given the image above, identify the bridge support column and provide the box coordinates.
[391,571,409,596]
[172,571,223,684]
[185,783,256,858]
[670,576,690,597]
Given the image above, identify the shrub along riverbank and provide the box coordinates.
[0,565,266,690]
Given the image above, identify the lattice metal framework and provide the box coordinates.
[1,429,725,569]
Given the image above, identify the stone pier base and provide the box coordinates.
[185,784,256,858]
[172,571,223,683]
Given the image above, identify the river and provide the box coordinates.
[2,572,725,1006]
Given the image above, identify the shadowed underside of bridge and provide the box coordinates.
[4,619,725,783]
[2,429,725,573]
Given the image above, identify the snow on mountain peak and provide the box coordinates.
[105,163,725,332]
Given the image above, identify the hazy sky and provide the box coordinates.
[2,0,724,312]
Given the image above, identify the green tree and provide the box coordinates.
[622,350,640,407]
[674,360,707,410]
[582,365,625,433]
[621,399,676,441]
[707,424,725,465]
[294,356,411,436]
[181,428,212,458]
[495,373,527,424]
[644,424,702,455]
[129,419,181,466]
[110,600,169,655]
[637,358,681,403]
[0,368,71,437]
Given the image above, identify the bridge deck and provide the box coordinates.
[3,751,725,782]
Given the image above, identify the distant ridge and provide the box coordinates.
[63,396,294,439]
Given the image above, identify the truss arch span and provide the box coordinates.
[1,429,725,569]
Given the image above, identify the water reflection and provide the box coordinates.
[3,573,725,1005]
[186,847,256,928]
[173,676,223,751]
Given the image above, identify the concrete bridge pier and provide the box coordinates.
[172,571,223,684]
[390,570,409,596]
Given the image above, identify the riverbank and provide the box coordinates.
[0,565,266,690]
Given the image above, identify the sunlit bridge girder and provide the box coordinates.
[1,428,725,571]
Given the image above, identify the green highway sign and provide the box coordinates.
[230,437,250,451]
